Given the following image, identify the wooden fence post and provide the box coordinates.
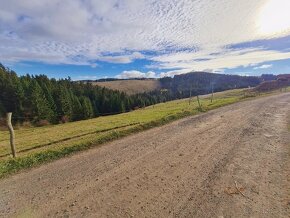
[197,95,202,111]
[211,83,214,103]
[7,112,16,158]
[189,88,192,105]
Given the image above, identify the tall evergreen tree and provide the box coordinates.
[29,80,54,122]
[81,97,94,119]
[71,96,83,121]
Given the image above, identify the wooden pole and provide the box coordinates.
[189,87,192,105]
[211,83,214,103]
[197,95,202,111]
[7,112,16,158]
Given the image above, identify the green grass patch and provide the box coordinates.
[0,88,289,178]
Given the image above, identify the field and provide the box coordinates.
[0,88,288,177]
[1,89,290,217]
[92,79,161,94]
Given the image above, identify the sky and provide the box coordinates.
[1,0,290,80]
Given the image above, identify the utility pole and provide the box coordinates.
[7,112,16,158]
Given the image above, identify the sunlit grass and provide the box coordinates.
[0,87,288,178]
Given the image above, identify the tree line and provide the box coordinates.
[0,64,167,125]
[159,71,261,98]
[0,64,262,126]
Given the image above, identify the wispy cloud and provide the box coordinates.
[99,52,144,64]
[253,64,273,70]
[0,0,290,76]
[116,70,157,79]
[149,48,290,73]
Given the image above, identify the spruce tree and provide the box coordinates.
[30,80,54,122]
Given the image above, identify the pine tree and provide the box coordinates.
[29,80,54,122]
[71,96,83,121]
[42,84,57,123]
[59,86,73,120]
[81,97,94,119]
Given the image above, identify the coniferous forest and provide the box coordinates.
[0,64,261,125]
[0,64,167,125]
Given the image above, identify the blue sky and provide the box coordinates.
[1,0,290,80]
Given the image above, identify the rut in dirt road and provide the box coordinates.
[0,93,290,218]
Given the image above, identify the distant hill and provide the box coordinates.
[159,72,261,97]
[88,72,262,95]
[254,74,290,92]
[91,79,161,95]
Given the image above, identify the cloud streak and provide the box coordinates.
[149,48,290,72]
[0,0,290,76]
[116,70,157,79]
[254,64,273,70]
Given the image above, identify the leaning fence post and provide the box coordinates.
[7,112,16,158]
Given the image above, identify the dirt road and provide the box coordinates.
[0,93,290,217]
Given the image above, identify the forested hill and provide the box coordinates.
[87,72,261,95]
[0,64,261,125]
[159,72,261,97]
[0,64,167,125]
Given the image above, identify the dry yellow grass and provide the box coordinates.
[92,79,161,95]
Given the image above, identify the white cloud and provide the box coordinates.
[148,48,290,73]
[116,70,157,79]
[1,0,290,76]
[98,52,144,63]
[116,69,194,79]
[159,69,191,78]
[253,64,273,70]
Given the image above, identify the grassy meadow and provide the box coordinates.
[0,88,289,177]
[92,79,161,95]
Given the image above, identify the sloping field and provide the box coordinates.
[255,80,290,92]
[92,79,161,94]
[0,88,289,177]
[0,89,243,160]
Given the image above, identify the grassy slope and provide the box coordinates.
[92,79,161,95]
[0,88,289,178]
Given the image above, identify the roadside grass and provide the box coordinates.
[0,88,289,178]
